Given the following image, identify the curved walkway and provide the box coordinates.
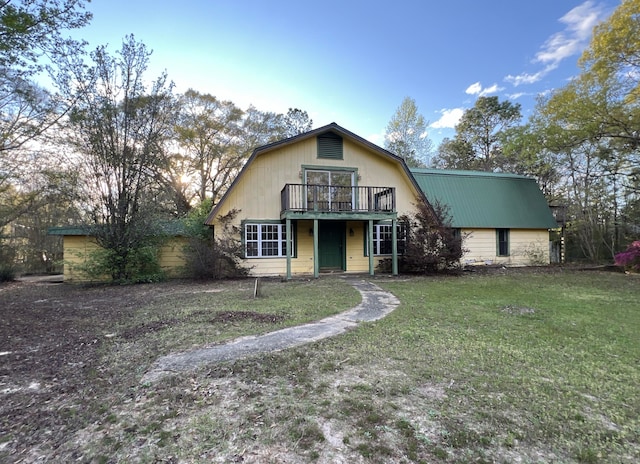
[141,279,399,384]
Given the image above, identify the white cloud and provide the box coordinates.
[466,82,482,95]
[430,108,464,129]
[478,83,502,96]
[506,1,609,86]
[505,69,547,86]
[466,82,502,96]
[507,91,527,100]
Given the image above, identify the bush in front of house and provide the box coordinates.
[181,201,248,279]
[399,198,467,274]
[80,242,166,284]
[614,240,640,273]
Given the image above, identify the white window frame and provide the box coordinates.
[245,223,291,258]
[372,223,406,256]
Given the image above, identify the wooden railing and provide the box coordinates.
[281,184,396,213]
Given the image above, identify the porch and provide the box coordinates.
[279,184,400,279]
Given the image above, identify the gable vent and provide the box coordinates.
[317,132,343,160]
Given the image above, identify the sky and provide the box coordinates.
[73,0,621,148]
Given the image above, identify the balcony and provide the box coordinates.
[281,184,396,218]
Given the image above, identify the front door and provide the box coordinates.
[319,222,345,270]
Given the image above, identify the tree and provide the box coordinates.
[283,107,312,138]
[64,35,177,282]
[384,97,433,167]
[433,96,521,172]
[1,0,91,274]
[174,89,244,205]
[532,0,640,261]
[1,0,91,75]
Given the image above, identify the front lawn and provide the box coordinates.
[1,270,638,463]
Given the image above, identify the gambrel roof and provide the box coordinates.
[205,122,428,224]
[410,169,557,229]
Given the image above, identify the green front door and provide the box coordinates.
[319,222,345,270]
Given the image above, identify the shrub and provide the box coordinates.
[181,202,248,279]
[614,240,640,272]
[0,263,16,282]
[78,242,165,284]
[0,243,16,282]
[399,198,467,274]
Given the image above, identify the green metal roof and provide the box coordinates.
[410,169,558,229]
[48,226,92,236]
[48,221,189,236]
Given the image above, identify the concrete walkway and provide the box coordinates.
[141,279,399,384]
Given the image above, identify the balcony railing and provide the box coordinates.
[281,184,396,214]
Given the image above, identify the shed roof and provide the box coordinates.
[410,169,557,229]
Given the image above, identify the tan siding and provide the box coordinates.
[63,235,101,281]
[158,237,188,277]
[62,236,189,281]
[210,135,421,276]
[213,138,420,223]
[462,228,550,266]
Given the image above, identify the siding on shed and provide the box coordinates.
[462,229,550,266]
[61,236,188,281]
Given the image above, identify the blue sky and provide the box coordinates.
[76,0,619,147]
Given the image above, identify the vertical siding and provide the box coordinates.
[63,235,101,281]
[212,135,422,276]
[462,229,550,266]
[158,237,188,277]
[214,138,421,223]
[244,220,388,277]
[62,236,189,281]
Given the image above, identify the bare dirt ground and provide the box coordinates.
[0,278,275,462]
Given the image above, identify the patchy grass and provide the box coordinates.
[1,270,638,463]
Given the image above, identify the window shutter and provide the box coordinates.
[317,133,343,159]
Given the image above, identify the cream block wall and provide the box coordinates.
[462,228,550,266]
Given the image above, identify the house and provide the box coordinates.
[205,123,425,279]
[48,226,188,281]
[51,123,557,281]
[205,123,557,278]
[410,169,558,266]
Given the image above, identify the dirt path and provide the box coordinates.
[141,279,400,383]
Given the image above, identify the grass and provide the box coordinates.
[18,271,640,462]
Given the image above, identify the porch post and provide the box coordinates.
[313,219,319,278]
[285,218,292,280]
[368,219,374,276]
[391,218,398,275]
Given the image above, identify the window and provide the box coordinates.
[245,223,293,258]
[317,132,343,159]
[497,228,510,256]
[305,169,354,211]
[371,223,407,256]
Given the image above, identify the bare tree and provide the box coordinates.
[64,35,176,281]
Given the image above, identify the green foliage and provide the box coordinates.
[0,264,15,282]
[283,108,313,138]
[78,242,165,284]
[385,96,433,167]
[399,198,467,273]
[0,241,16,281]
[433,96,522,172]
